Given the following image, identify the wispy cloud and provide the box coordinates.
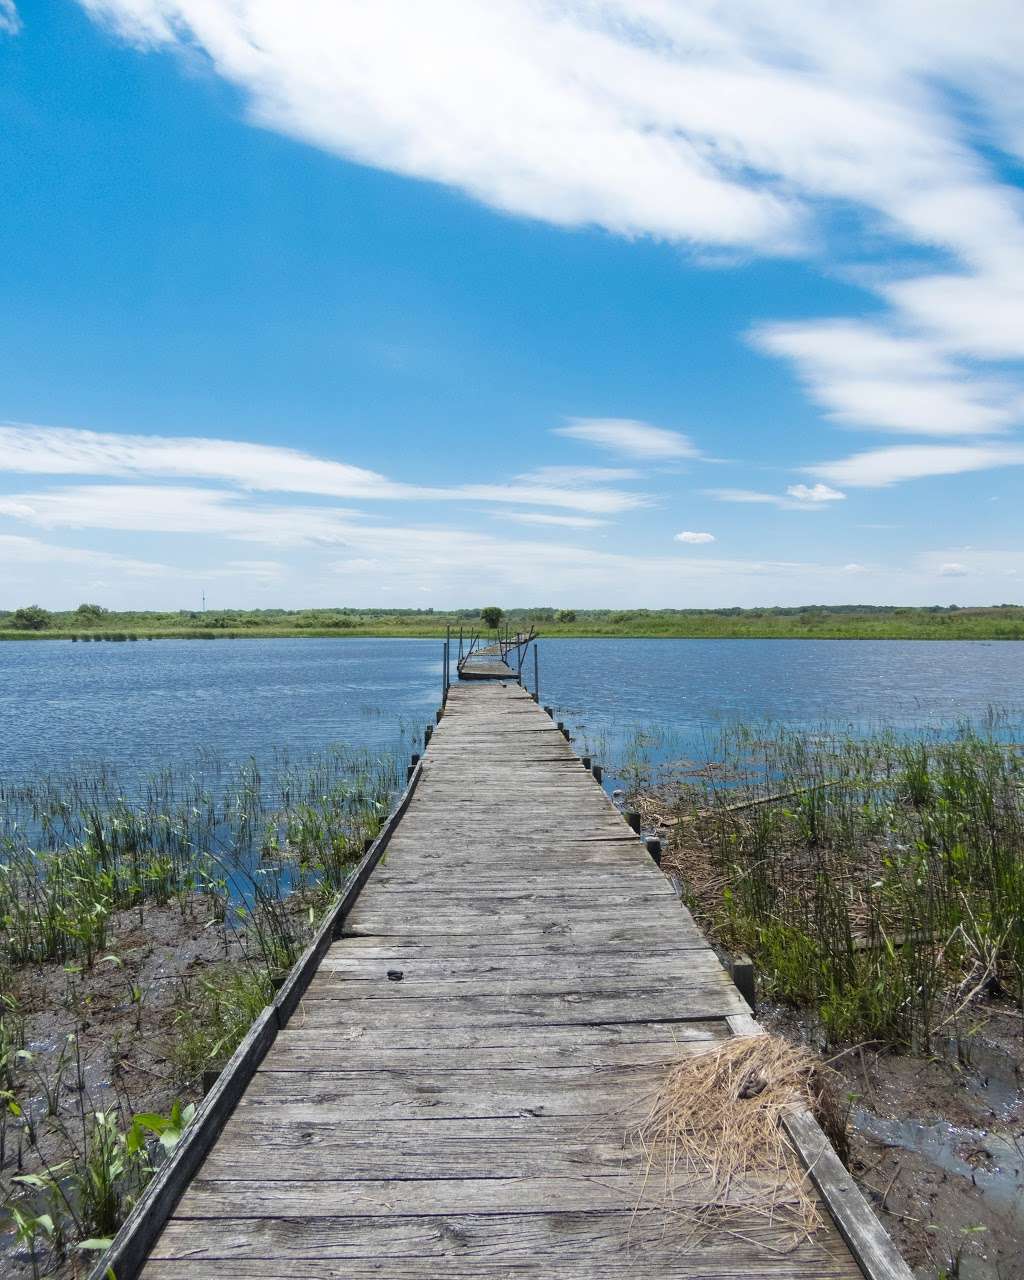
[0,533,172,576]
[752,320,1024,437]
[0,424,646,514]
[76,2,1024,490]
[785,483,845,503]
[704,486,843,511]
[555,419,699,460]
[938,562,969,577]
[674,530,715,544]
[810,444,1024,488]
[0,1,19,36]
[498,511,608,528]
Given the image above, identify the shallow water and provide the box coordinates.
[2,636,1022,789]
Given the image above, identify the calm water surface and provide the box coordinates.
[1,637,1021,790]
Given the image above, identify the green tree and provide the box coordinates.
[480,606,503,630]
[11,604,52,631]
[75,603,107,623]
[556,609,577,624]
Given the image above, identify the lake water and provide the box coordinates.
[1,637,1022,793]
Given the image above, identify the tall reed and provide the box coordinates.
[665,724,1024,1049]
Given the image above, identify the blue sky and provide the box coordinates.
[1,0,1023,609]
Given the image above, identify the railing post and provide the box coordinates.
[533,643,539,703]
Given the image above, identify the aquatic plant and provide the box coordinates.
[664,724,1024,1050]
[0,743,402,1274]
[0,746,400,974]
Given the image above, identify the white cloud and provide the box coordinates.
[76,1,1024,263]
[753,320,1024,438]
[785,483,845,503]
[843,563,868,574]
[554,418,699,460]
[703,487,838,511]
[74,2,1024,483]
[810,443,1024,488]
[0,533,171,576]
[674,530,715,544]
[938,562,969,577]
[0,1,19,35]
[0,485,367,546]
[3,505,1011,609]
[0,424,646,514]
[499,512,608,528]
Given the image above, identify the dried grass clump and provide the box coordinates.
[631,1033,840,1251]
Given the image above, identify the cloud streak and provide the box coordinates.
[555,419,700,460]
[810,444,1024,488]
[0,424,647,514]
[0,1,19,36]
[704,485,845,511]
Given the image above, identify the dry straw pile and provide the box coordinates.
[631,1033,842,1251]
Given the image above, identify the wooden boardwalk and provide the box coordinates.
[127,681,900,1279]
[457,652,516,679]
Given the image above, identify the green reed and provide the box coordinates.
[0,745,401,974]
[667,724,1024,1049]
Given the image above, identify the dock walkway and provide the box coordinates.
[117,680,903,1279]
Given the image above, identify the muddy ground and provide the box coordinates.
[763,999,1024,1280]
[0,898,250,1279]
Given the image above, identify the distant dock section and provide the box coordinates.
[456,625,535,682]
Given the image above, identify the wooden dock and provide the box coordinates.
[457,652,516,679]
[100,679,909,1280]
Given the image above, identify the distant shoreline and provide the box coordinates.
[2,603,1023,643]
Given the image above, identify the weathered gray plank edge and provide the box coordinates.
[783,1108,914,1280]
[86,1005,277,1280]
[725,1013,913,1280]
[88,760,426,1280]
[275,759,425,1023]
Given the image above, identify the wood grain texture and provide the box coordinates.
[130,680,888,1279]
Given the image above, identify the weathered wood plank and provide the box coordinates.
[149,1212,859,1270]
[145,1260,859,1279]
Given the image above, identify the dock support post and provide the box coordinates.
[728,954,756,1011]
[424,725,433,744]
[625,811,641,834]
[645,837,662,866]
[581,755,591,771]
[533,643,539,703]
[592,764,602,784]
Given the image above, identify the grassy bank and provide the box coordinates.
[642,724,1024,1049]
[2,603,1024,641]
[0,747,401,1277]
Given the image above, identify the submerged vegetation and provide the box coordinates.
[649,724,1024,1050]
[0,746,401,1276]
[2,601,1024,641]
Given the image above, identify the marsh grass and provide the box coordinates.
[0,744,400,1275]
[659,724,1024,1049]
[0,745,399,973]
